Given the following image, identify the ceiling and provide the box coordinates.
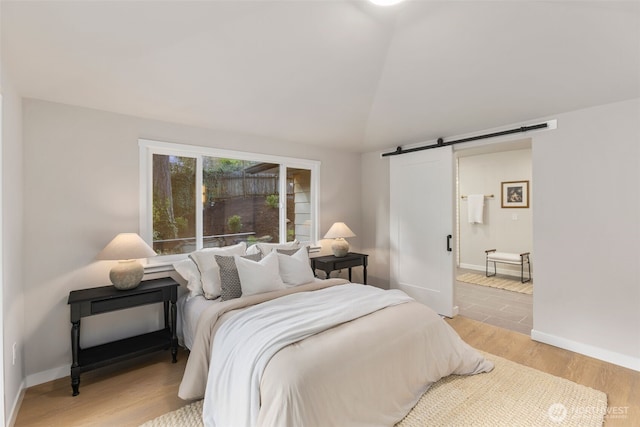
[3,1,639,153]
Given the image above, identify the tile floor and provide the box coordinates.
[455,269,533,335]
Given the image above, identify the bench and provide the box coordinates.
[485,249,531,283]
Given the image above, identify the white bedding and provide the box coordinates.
[179,279,494,427]
[178,293,219,350]
[177,278,329,350]
[203,284,413,427]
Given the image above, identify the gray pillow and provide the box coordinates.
[216,253,262,301]
[276,248,300,256]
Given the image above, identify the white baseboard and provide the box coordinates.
[7,380,26,427]
[458,263,527,279]
[531,329,640,372]
[25,364,70,388]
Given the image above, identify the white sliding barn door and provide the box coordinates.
[390,147,456,317]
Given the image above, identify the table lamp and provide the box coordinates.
[96,233,157,290]
[324,222,356,257]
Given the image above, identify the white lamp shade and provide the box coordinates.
[323,222,356,239]
[96,233,157,260]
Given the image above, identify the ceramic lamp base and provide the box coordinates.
[331,238,349,257]
[110,260,144,290]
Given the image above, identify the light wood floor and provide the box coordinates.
[14,317,639,427]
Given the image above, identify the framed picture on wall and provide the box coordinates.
[501,180,529,208]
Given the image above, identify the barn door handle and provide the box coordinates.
[446,235,452,252]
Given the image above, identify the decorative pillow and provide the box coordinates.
[246,244,260,256]
[189,242,247,299]
[277,247,315,287]
[173,258,202,296]
[235,251,286,297]
[247,240,300,256]
[216,253,262,302]
[276,248,300,256]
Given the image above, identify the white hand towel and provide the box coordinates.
[467,194,485,224]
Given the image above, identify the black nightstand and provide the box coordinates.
[67,277,178,396]
[310,252,368,284]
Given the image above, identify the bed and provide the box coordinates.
[173,242,494,427]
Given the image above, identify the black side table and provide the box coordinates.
[67,277,178,396]
[310,252,368,284]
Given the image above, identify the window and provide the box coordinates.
[139,140,319,257]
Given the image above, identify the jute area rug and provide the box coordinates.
[457,272,533,295]
[140,352,606,427]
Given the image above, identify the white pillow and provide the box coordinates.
[189,242,247,299]
[277,247,315,287]
[235,251,286,297]
[248,240,300,256]
[173,258,202,296]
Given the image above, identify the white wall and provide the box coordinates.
[361,98,640,370]
[2,46,26,425]
[361,151,390,289]
[531,98,640,371]
[458,149,532,275]
[22,99,363,384]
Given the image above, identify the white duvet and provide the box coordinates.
[179,279,494,427]
[203,284,413,427]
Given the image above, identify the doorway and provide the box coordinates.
[454,139,533,334]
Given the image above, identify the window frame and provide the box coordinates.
[139,139,321,262]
